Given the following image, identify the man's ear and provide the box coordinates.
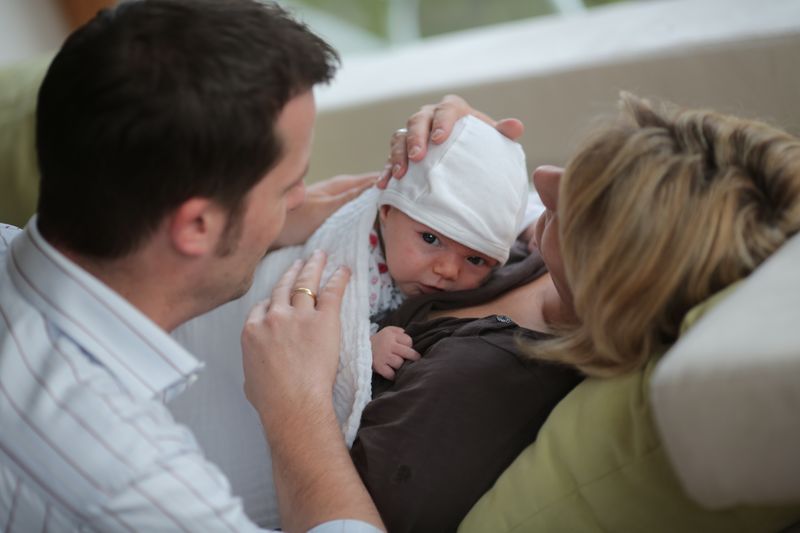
[167,198,227,256]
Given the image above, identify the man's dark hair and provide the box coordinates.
[36,0,338,258]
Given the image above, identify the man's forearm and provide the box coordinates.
[264,399,384,532]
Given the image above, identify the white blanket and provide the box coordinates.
[299,186,379,443]
[169,187,380,526]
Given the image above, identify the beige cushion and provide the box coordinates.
[651,232,800,507]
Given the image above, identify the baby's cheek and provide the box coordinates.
[398,286,413,297]
[480,266,499,284]
[462,270,492,290]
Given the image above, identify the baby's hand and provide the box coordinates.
[371,326,421,380]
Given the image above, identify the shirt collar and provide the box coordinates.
[7,217,203,400]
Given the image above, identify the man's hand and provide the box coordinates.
[371,326,420,380]
[242,250,349,424]
[271,173,377,249]
[377,95,525,188]
[241,252,384,532]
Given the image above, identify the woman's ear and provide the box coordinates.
[167,198,227,257]
[531,166,563,211]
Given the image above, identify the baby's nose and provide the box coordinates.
[433,254,461,280]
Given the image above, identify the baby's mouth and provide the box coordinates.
[418,284,443,294]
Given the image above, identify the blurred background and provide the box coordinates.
[1,0,799,226]
[277,0,630,54]
[0,0,642,64]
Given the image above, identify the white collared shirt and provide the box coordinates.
[0,220,381,533]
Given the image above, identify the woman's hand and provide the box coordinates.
[271,172,377,249]
[241,250,351,426]
[377,95,525,188]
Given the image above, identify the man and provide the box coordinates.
[0,0,382,530]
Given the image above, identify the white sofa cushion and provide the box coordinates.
[651,232,800,508]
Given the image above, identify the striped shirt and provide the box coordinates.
[0,220,380,533]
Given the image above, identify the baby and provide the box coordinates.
[369,115,529,379]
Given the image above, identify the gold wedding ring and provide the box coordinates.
[291,287,317,306]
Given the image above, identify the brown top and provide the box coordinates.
[351,242,582,532]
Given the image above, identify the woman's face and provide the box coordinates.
[530,166,574,311]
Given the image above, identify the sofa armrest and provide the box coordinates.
[651,232,800,508]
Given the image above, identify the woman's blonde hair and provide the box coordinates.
[539,93,800,377]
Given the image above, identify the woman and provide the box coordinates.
[386,91,800,377]
[350,92,800,532]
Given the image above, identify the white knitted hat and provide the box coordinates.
[378,115,528,264]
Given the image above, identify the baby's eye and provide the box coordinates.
[467,256,486,266]
[421,232,439,245]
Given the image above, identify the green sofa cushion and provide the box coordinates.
[459,286,800,533]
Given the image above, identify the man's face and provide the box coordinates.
[378,205,498,297]
[214,90,315,301]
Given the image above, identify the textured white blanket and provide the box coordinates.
[302,186,379,444]
[169,187,380,526]
[242,187,379,442]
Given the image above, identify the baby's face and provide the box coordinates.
[379,206,498,297]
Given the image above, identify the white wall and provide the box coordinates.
[0,0,67,67]
[2,0,798,186]
[310,0,800,183]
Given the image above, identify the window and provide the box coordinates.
[278,0,636,55]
